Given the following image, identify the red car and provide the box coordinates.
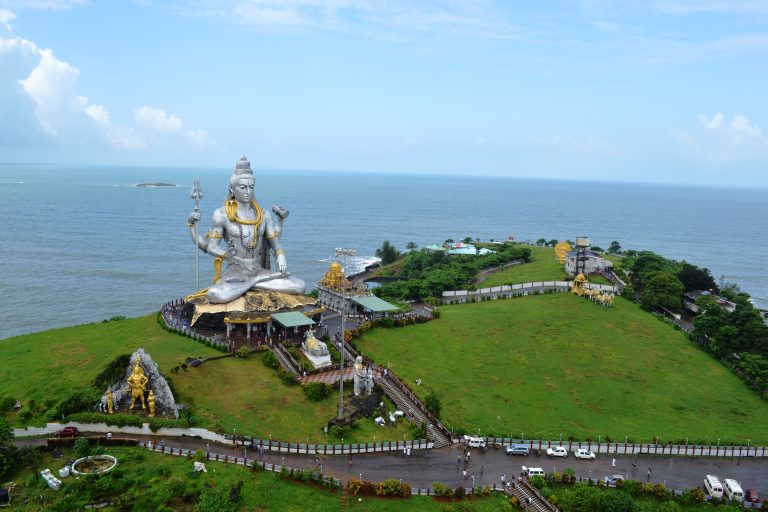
[745,488,759,504]
[54,426,79,438]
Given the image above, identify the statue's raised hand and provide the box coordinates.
[187,210,201,225]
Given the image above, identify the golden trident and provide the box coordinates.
[190,178,203,291]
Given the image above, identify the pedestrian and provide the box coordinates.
[457,454,461,467]
[467,452,471,462]
[647,467,651,481]
[463,469,467,480]
[501,474,506,485]
[407,447,411,457]
[480,465,484,477]
[348,455,353,468]
[612,458,616,467]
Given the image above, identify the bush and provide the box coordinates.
[55,389,101,417]
[329,424,350,439]
[262,351,279,369]
[74,438,90,458]
[0,396,16,414]
[235,346,250,359]
[424,389,442,418]
[92,354,131,391]
[454,486,466,499]
[303,383,332,402]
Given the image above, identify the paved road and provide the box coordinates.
[18,436,767,496]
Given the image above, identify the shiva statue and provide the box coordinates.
[187,156,306,303]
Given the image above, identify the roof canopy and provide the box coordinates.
[271,311,316,328]
[351,295,399,312]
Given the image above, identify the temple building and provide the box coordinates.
[316,262,398,317]
[565,250,613,276]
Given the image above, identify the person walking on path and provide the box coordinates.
[480,465,484,477]
[647,467,652,481]
[501,474,506,486]
[463,469,468,480]
[348,456,353,470]
[612,458,616,467]
[457,454,461,467]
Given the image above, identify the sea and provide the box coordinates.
[1,163,766,340]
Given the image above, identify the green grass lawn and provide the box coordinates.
[0,316,410,443]
[356,293,768,444]
[6,445,505,511]
[480,246,568,287]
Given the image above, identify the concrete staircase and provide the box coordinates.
[271,343,301,376]
[374,372,452,448]
[506,480,559,512]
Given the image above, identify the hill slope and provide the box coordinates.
[357,293,768,443]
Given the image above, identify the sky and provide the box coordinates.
[0,1,767,186]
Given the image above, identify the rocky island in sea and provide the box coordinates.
[135,182,177,188]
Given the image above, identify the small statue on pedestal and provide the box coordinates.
[148,390,156,418]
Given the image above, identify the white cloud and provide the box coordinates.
[674,113,768,162]
[653,1,768,15]
[0,1,88,12]
[157,0,511,38]
[85,103,109,125]
[527,133,621,155]
[134,105,183,132]
[186,128,213,147]
[0,12,214,153]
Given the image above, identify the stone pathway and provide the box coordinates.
[301,367,356,384]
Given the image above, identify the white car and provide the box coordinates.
[574,448,596,460]
[546,446,568,457]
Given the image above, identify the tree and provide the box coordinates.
[608,241,621,254]
[406,241,418,252]
[375,240,401,265]
[547,239,559,247]
[462,236,473,244]
[0,419,11,445]
[639,271,684,313]
[536,238,546,246]
[591,246,604,253]
[676,263,717,292]
[424,389,442,418]
[598,491,638,512]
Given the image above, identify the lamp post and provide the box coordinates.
[336,247,357,420]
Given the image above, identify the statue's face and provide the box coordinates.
[232,177,255,203]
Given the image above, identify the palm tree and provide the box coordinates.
[406,241,418,252]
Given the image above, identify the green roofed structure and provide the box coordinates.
[351,295,399,313]
[271,311,316,328]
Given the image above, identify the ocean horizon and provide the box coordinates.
[1,163,766,339]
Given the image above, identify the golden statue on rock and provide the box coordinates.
[106,389,114,415]
[127,360,149,410]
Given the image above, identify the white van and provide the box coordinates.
[464,436,487,449]
[522,466,545,478]
[704,475,723,499]
[723,479,743,501]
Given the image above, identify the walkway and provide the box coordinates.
[301,367,355,384]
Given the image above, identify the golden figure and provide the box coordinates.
[106,389,114,415]
[148,390,156,418]
[554,241,572,264]
[127,360,149,410]
[572,273,588,296]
